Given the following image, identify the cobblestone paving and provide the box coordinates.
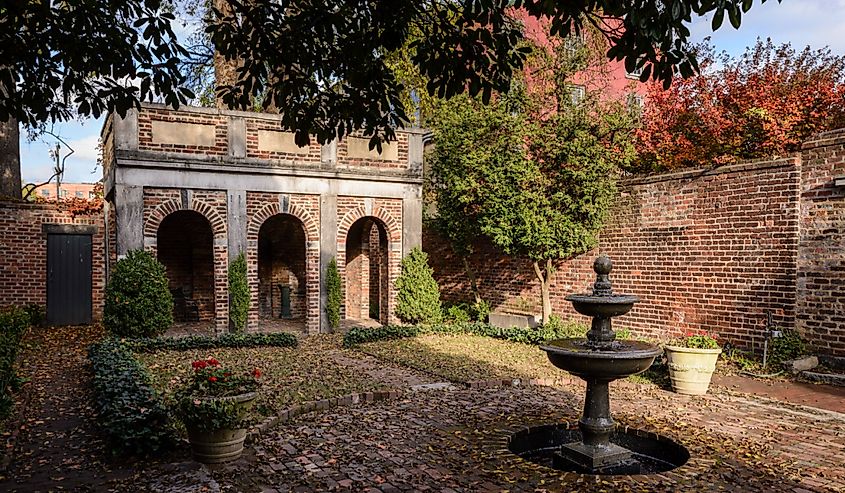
[202,382,845,493]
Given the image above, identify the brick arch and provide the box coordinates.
[247,202,319,242]
[246,202,320,333]
[337,206,400,245]
[144,198,226,240]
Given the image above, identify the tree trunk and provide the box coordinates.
[533,259,554,326]
[462,256,482,304]
[0,68,20,199]
[213,0,240,110]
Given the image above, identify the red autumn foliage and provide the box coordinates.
[635,39,845,172]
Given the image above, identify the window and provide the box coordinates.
[75,191,83,198]
[627,93,644,110]
[562,31,585,56]
[570,85,586,105]
[89,191,96,199]
[41,189,50,197]
[60,189,68,198]
[626,59,645,80]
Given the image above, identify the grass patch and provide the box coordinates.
[358,333,561,383]
[137,335,385,417]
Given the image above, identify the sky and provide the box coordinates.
[18,0,845,184]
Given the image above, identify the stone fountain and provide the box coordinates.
[539,255,662,475]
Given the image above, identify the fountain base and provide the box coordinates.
[509,423,689,475]
[554,441,640,474]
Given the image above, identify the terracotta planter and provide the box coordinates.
[185,391,257,463]
[664,346,722,395]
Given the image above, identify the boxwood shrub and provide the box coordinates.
[88,339,175,456]
[104,250,173,338]
[126,332,298,353]
[0,306,31,419]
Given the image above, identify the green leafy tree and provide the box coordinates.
[429,27,637,324]
[325,258,342,330]
[104,250,174,338]
[228,252,249,332]
[395,247,442,325]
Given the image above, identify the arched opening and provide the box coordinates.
[157,210,215,324]
[257,214,307,327]
[345,217,389,324]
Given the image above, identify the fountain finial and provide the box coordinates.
[592,255,613,296]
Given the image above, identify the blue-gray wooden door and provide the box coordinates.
[46,234,92,325]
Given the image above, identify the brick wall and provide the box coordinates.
[797,130,845,354]
[427,157,804,353]
[0,201,105,319]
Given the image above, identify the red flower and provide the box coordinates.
[192,360,207,370]
[252,368,262,379]
[208,376,217,383]
[207,358,220,366]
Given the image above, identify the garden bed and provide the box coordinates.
[137,335,388,417]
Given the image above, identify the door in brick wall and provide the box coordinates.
[47,234,93,325]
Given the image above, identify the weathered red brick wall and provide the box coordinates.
[0,201,105,320]
[427,157,803,352]
[797,130,845,355]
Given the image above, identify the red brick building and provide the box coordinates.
[32,182,98,201]
[101,104,424,334]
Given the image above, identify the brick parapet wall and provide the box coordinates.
[0,201,105,319]
[797,129,845,354]
[427,156,804,352]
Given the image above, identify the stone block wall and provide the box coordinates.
[0,202,105,319]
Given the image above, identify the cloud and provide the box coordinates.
[691,0,845,55]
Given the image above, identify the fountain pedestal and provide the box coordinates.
[541,256,661,475]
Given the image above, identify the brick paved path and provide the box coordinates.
[713,373,845,414]
[205,381,845,492]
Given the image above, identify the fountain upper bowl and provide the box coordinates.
[540,338,662,380]
[564,294,639,318]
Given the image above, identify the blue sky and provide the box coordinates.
[19,0,845,184]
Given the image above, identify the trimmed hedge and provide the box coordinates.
[344,320,583,348]
[125,332,299,353]
[395,247,442,324]
[326,258,341,330]
[0,306,31,419]
[89,339,175,456]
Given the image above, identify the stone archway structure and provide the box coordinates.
[247,201,320,333]
[144,197,229,332]
[338,206,402,325]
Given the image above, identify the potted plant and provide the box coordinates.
[176,357,262,463]
[664,331,722,395]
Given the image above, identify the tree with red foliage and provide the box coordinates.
[635,39,845,172]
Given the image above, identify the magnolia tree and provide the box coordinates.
[635,39,845,172]
[428,28,637,324]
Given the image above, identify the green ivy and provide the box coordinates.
[326,258,341,330]
[104,250,173,338]
[88,339,176,456]
[770,329,806,366]
[0,306,31,419]
[395,247,442,325]
[228,252,250,333]
[125,332,298,353]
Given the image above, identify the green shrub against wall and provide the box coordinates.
[395,247,442,325]
[326,258,341,330]
[0,306,31,419]
[228,252,249,332]
[104,250,173,338]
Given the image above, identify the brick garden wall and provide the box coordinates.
[0,201,105,319]
[427,157,807,353]
[797,130,845,355]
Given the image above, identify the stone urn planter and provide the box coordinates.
[185,391,257,463]
[664,346,722,395]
